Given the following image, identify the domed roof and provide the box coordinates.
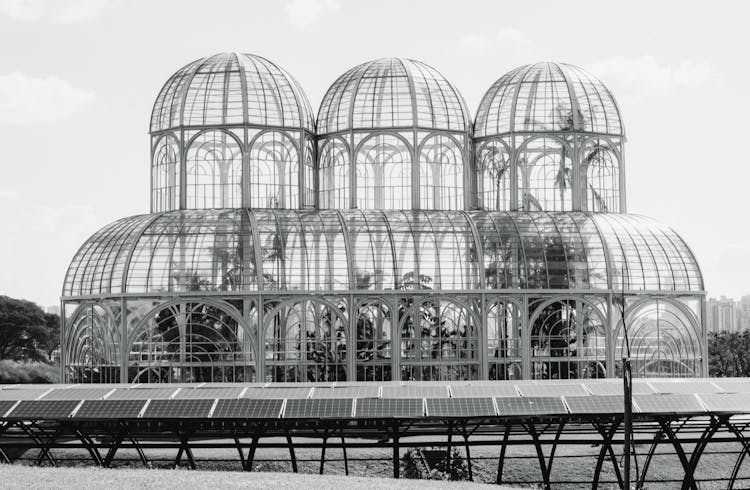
[317,58,471,134]
[475,62,624,138]
[63,210,701,296]
[150,52,315,133]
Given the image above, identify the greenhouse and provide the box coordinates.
[61,53,706,384]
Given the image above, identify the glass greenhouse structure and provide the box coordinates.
[61,53,705,384]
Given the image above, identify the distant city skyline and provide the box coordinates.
[1,0,748,307]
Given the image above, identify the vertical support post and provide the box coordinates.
[522,294,530,379]
[479,293,488,380]
[623,358,633,490]
[392,295,400,381]
[606,293,615,378]
[120,297,128,384]
[393,422,400,479]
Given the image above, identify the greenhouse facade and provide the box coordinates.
[61,54,706,383]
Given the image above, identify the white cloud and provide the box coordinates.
[283,0,340,28]
[0,189,21,200]
[0,71,94,125]
[587,55,715,103]
[0,0,116,23]
[497,28,530,46]
[457,33,489,52]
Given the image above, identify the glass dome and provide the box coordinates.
[149,53,316,212]
[475,62,624,138]
[150,52,314,133]
[64,210,702,296]
[317,58,471,211]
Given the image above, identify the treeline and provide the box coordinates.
[0,295,60,383]
[709,331,750,377]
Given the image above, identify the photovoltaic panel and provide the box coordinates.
[0,400,17,416]
[698,393,750,413]
[355,398,424,418]
[425,397,496,417]
[495,396,567,416]
[173,388,243,399]
[565,395,625,414]
[265,382,335,388]
[73,400,146,419]
[516,384,588,397]
[42,388,112,400]
[0,388,50,400]
[450,385,519,398]
[583,382,654,396]
[283,398,353,419]
[212,399,284,419]
[633,394,705,414]
[648,381,722,395]
[141,399,214,418]
[7,400,80,419]
[707,379,750,394]
[243,388,312,399]
[107,388,179,400]
[381,385,448,399]
[312,386,379,399]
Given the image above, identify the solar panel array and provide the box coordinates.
[450,385,519,398]
[356,398,424,418]
[0,388,50,400]
[381,385,448,399]
[8,400,81,419]
[496,397,567,416]
[174,387,243,399]
[634,394,705,414]
[426,397,495,417]
[0,400,17,416]
[565,395,625,414]
[516,384,589,397]
[243,388,312,399]
[698,393,750,413]
[284,398,353,419]
[312,386,379,399]
[42,388,112,400]
[107,388,179,400]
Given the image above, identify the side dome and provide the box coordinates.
[149,53,316,212]
[317,58,471,211]
[150,52,314,132]
[317,58,470,133]
[475,62,623,138]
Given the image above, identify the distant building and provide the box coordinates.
[707,296,747,333]
[739,295,750,331]
[45,305,61,316]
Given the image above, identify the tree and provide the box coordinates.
[709,331,750,377]
[0,296,50,361]
[41,313,60,361]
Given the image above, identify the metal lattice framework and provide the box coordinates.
[61,53,706,384]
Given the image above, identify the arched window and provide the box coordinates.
[477,140,511,210]
[319,138,349,209]
[355,300,392,381]
[582,139,620,212]
[487,300,522,380]
[264,299,348,382]
[400,298,480,381]
[356,134,411,209]
[151,135,180,212]
[304,138,315,207]
[419,135,464,210]
[186,131,242,208]
[129,301,254,383]
[517,138,572,211]
[249,131,299,209]
[530,299,606,379]
[66,303,120,384]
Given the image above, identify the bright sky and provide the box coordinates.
[0,0,748,308]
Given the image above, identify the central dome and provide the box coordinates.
[317,58,470,134]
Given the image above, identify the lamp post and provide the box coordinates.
[620,268,633,489]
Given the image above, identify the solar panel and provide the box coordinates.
[450,385,519,398]
[649,381,722,394]
[107,388,179,400]
[7,400,80,419]
[0,388,49,400]
[212,399,284,419]
[0,400,17,417]
[633,394,705,414]
[312,386,379,399]
[516,384,588,397]
[583,381,655,396]
[707,379,750,394]
[141,399,214,418]
[425,397,496,417]
[698,393,750,413]
[265,382,335,388]
[381,385,448,399]
[173,388,243,399]
[355,398,424,418]
[495,396,567,416]
[283,398,353,419]
[73,400,146,419]
[243,388,312,399]
[565,395,625,414]
[42,388,112,400]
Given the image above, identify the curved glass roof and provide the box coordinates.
[64,210,702,296]
[317,58,471,135]
[150,52,315,133]
[475,62,624,138]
